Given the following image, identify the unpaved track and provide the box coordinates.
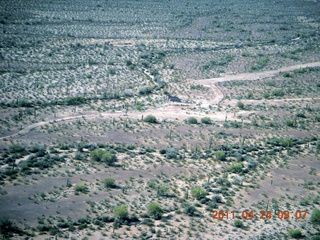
[1,61,320,141]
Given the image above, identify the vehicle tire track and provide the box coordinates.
[1,61,320,141]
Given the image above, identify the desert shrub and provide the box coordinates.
[311,208,320,225]
[123,89,134,97]
[125,59,133,66]
[147,179,157,189]
[263,92,270,99]
[141,218,154,227]
[103,178,116,188]
[247,90,253,99]
[150,68,158,76]
[159,148,166,154]
[147,201,162,220]
[113,204,128,221]
[63,95,86,105]
[9,143,26,154]
[250,57,269,70]
[165,148,178,159]
[191,186,207,200]
[201,117,211,124]
[0,217,24,238]
[288,229,302,238]
[285,119,295,127]
[139,86,153,95]
[187,117,198,124]
[311,235,320,240]
[90,149,117,166]
[237,101,245,109]
[74,183,89,194]
[157,184,170,197]
[234,219,244,228]
[181,201,196,216]
[272,89,284,97]
[108,67,116,75]
[316,140,320,153]
[228,162,243,173]
[215,150,226,161]
[143,115,157,123]
[17,98,32,107]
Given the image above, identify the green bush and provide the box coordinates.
[90,149,117,166]
[215,150,226,161]
[285,119,294,127]
[103,178,116,188]
[113,204,128,220]
[144,115,157,123]
[187,117,198,124]
[234,219,244,228]
[165,148,178,159]
[74,183,89,194]
[201,117,211,124]
[147,201,162,220]
[191,186,207,200]
[237,101,245,109]
[272,89,284,97]
[288,228,302,238]
[181,202,196,216]
[250,57,269,70]
[228,162,243,173]
[157,184,170,197]
[0,217,24,238]
[63,95,86,105]
[139,86,153,95]
[311,208,320,225]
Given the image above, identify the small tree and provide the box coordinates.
[90,149,117,166]
[147,201,162,220]
[191,186,206,200]
[113,204,128,221]
[101,151,117,166]
[103,178,116,188]
[144,115,157,123]
[157,184,170,197]
[215,150,226,161]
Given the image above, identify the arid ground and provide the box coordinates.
[0,0,320,239]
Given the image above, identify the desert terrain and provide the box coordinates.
[0,0,320,239]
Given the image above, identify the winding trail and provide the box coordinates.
[1,61,320,141]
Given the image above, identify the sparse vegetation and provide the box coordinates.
[0,0,319,239]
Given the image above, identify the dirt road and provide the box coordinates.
[1,61,320,141]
